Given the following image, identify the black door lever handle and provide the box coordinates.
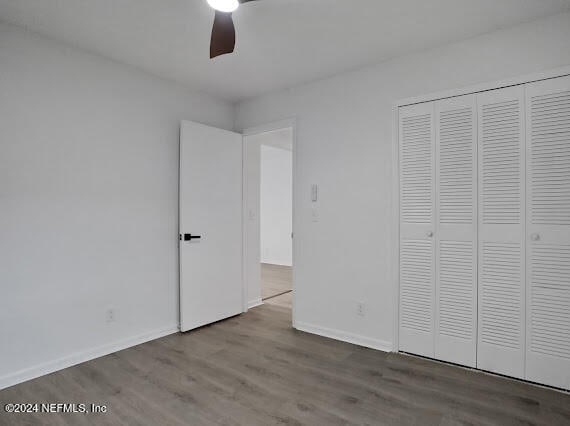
[182,233,201,241]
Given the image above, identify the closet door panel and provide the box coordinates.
[477,86,526,379]
[525,75,570,390]
[399,102,436,357]
[435,95,477,367]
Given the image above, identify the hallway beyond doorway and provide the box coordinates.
[261,263,292,302]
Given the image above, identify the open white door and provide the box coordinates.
[179,121,243,332]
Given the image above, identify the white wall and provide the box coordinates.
[260,145,292,266]
[235,12,570,350]
[0,23,234,389]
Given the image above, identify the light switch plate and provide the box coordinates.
[311,208,319,222]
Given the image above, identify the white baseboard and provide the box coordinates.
[247,298,263,309]
[0,324,179,390]
[295,321,393,352]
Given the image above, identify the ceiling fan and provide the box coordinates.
[207,0,258,59]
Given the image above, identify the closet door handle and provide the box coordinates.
[426,231,434,238]
[531,233,540,242]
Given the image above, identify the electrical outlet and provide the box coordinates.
[357,302,365,317]
[106,308,115,323]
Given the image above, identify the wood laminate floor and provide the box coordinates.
[1,304,569,425]
[264,291,292,309]
[261,263,292,300]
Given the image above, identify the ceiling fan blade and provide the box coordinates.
[238,0,259,3]
[210,10,236,59]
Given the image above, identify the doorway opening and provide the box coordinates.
[243,124,294,315]
[260,134,293,307]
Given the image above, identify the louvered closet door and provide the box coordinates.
[435,95,477,367]
[477,86,526,379]
[525,75,570,391]
[399,102,436,358]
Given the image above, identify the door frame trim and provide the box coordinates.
[241,118,298,326]
[391,65,570,353]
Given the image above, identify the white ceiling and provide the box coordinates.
[1,0,569,102]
